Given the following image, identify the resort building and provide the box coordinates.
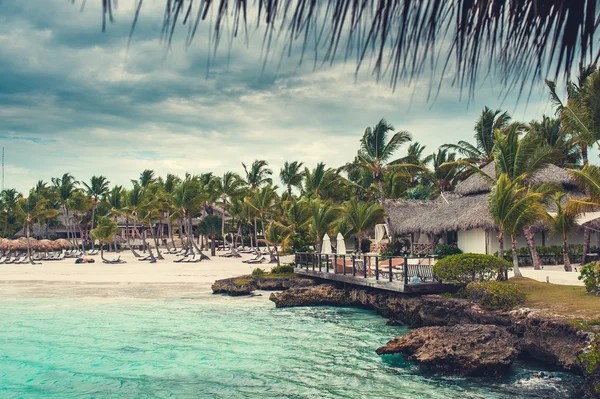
[385,163,600,256]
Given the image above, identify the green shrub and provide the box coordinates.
[432,243,462,259]
[433,253,511,285]
[462,281,526,311]
[379,249,393,261]
[271,265,295,274]
[234,278,252,285]
[579,262,600,295]
[251,268,265,276]
[360,238,372,253]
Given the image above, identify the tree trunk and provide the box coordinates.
[497,231,504,259]
[221,197,227,250]
[90,204,96,251]
[253,218,259,253]
[132,217,142,256]
[148,218,164,260]
[211,234,216,256]
[511,236,522,277]
[100,244,108,262]
[563,238,572,272]
[167,213,176,250]
[287,186,292,198]
[143,230,157,263]
[357,233,362,254]
[524,226,542,269]
[26,222,34,264]
[582,227,591,266]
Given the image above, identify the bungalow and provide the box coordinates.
[385,163,600,257]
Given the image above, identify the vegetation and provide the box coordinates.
[579,262,600,295]
[432,244,462,259]
[433,254,512,285]
[270,265,295,274]
[462,281,526,311]
[251,268,265,276]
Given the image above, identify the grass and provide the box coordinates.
[259,273,298,279]
[509,277,600,320]
[234,278,253,285]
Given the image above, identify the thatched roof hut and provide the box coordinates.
[455,162,576,196]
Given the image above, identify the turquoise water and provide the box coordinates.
[0,292,582,398]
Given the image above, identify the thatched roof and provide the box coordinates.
[455,163,576,196]
[387,194,497,235]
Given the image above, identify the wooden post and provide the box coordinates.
[352,255,356,276]
[326,254,330,273]
[312,253,315,271]
[363,255,367,278]
[342,255,346,275]
[403,255,409,285]
[389,257,393,282]
[375,256,379,280]
[334,254,338,274]
[318,254,322,272]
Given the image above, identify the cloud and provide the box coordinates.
[0,0,561,193]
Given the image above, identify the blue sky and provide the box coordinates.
[0,1,563,193]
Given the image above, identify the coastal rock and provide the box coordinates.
[211,276,257,296]
[269,285,354,307]
[376,324,518,376]
[254,276,316,290]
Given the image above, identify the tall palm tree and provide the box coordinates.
[51,174,79,245]
[67,190,91,252]
[303,162,340,199]
[356,118,413,205]
[106,185,124,252]
[443,107,511,165]
[528,116,580,167]
[279,161,305,197]
[342,198,385,253]
[172,174,210,258]
[488,174,545,277]
[272,198,311,252]
[213,171,245,248]
[1,189,20,238]
[90,217,120,263]
[124,183,144,257]
[163,173,181,249]
[247,184,279,258]
[428,149,467,192]
[243,160,273,189]
[134,169,156,189]
[16,192,58,264]
[82,175,110,235]
[545,192,594,272]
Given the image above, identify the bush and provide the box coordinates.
[271,265,295,274]
[291,231,315,253]
[462,281,526,311]
[379,249,393,261]
[251,268,265,276]
[579,262,600,295]
[433,253,511,285]
[432,243,462,259]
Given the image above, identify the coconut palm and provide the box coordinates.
[271,198,311,252]
[428,149,467,192]
[243,160,273,189]
[307,199,340,252]
[279,161,304,198]
[488,174,545,277]
[106,185,124,252]
[51,174,79,245]
[162,174,181,250]
[246,185,279,259]
[342,198,385,253]
[67,190,91,252]
[528,116,580,167]
[90,217,120,262]
[16,192,58,264]
[82,176,110,238]
[172,174,210,258]
[197,215,222,256]
[213,171,245,248]
[443,107,511,165]
[1,189,20,238]
[356,118,413,205]
[303,163,341,199]
[545,192,594,272]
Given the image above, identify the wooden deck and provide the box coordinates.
[295,252,456,294]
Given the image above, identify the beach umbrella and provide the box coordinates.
[336,233,346,255]
[321,234,332,255]
[38,239,55,252]
[0,238,9,251]
[16,237,39,251]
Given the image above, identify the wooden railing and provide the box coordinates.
[294,252,441,284]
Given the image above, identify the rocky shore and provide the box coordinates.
[270,284,600,398]
[211,274,316,296]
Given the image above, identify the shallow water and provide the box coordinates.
[0,290,583,398]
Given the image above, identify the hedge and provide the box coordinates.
[433,253,511,285]
[462,281,526,311]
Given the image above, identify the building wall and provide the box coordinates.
[457,229,488,254]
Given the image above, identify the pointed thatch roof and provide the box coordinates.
[455,162,576,196]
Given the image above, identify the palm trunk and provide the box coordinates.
[221,198,227,249]
[562,238,572,272]
[132,217,143,256]
[167,213,176,250]
[253,218,259,253]
[148,218,164,259]
[143,230,157,263]
[511,235,522,277]
[357,233,363,254]
[90,204,96,251]
[582,227,591,266]
[126,218,140,257]
[524,227,542,269]
[211,233,216,256]
[100,244,108,262]
[26,222,34,264]
[498,231,504,259]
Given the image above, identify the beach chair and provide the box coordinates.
[245,256,266,264]
[173,255,187,263]
[103,256,126,264]
[137,255,152,262]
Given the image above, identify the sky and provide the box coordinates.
[0,0,565,194]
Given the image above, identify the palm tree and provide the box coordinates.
[82,175,110,238]
[67,190,91,252]
[528,116,580,167]
[280,161,305,197]
[356,118,412,205]
[303,162,340,199]
[443,107,511,165]
[428,149,467,192]
[133,169,156,189]
[545,192,593,272]
[16,192,58,264]
[342,198,385,253]
[307,199,340,252]
[163,173,181,249]
[488,174,545,277]
[1,189,20,238]
[51,174,79,245]
[90,217,120,262]
[243,160,273,189]
[197,215,222,256]
[213,171,245,248]
[106,185,124,252]
[247,185,279,259]
[172,174,210,258]
[272,198,311,252]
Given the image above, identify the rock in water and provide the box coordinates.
[211,276,257,296]
[376,324,518,377]
[269,285,354,308]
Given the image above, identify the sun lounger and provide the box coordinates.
[245,256,266,264]
[103,256,126,264]
[137,255,152,261]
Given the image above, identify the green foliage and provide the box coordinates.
[379,249,393,260]
[462,281,526,311]
[579,262,600,294]
[234,278,253,285]
[433,253,511,285]
[197,215,222,237]
[251,268,265,276]
[432,243,462,258]
[291,231,314,253]
[578,333,600,392]
[271,265,295,274]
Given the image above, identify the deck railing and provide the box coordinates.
[294,252,441,284]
